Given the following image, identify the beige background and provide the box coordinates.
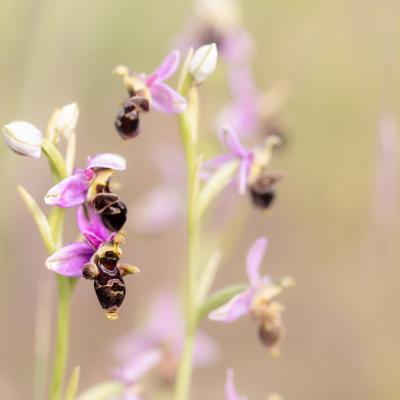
[1,0,400,399]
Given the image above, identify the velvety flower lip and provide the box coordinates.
[44,153,126,208]
[225,369,247,400]
[203,125,254,194]
[144,50,187,114]
[209,237,269,322]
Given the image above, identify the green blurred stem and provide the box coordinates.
[173,60,200,400]
[50,275,73,400]
[41,142,74,400]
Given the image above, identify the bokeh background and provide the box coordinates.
[1,0,400,399]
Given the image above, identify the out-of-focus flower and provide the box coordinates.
[44,153,127,230]
[204,125,283,209]
[131,145,185,235]
[209,237,293,352]
[203,125,254,194]
[46,206,114,277]
[113,50,186,139]
[53,102,79,139]
[114,292,219,386]
[179,0,253,65]
[2,121,43,159]
[220,66,290,139]
[189,43,218,85]
[225,369,247,400]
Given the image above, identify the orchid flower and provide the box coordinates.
[45,206,114,277]
[113,292,219,385]
[44,153,126,208]
[203,125,254,194]
[209,237,293,351]
[179,0,254,66]
[115,50,186,115]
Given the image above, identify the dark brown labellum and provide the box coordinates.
[100,200,127,232]
[115,96,150,140]
[94,251,126,315]
[249,174,281,210]
[258,320,283,349]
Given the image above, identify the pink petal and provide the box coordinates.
[131,185,181,235]
[146,50,180,86]
[225,369,248,400]
[87,153,126,171]
[44,170,90,207]
[193,330,220,367]
[237,159,251,195]
[219,125,251,159]
[113,349,162,385]
[150,82,187,114]
[77,206,111,247]
[45,242,94,277]
[208,288,254,323]
[246,237,268,286]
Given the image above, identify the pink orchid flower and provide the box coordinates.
[44,153,126,208]
[113,292,219,384]
[203,125,254,194]
[143,50,187,114]
[45,206,114,277]
[209,237,270,323]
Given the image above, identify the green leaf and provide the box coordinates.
[17,185,56,254]
[48,207,65,249]
[76,381,124,400]
[64,366,80,400]
[41,138,68,181]
[198,160,238,217]
[197,283,248,322]
[196,249,222,306]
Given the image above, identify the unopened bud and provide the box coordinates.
[55,102,79,139]
[189,43,218,85]
[3,121,43,158]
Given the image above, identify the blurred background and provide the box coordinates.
[1,0,400,399]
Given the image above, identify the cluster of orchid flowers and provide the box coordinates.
[2,0,293,398]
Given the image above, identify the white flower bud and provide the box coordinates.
[3,121,43,158]
[54,102,79,139]
[189,43,218,85]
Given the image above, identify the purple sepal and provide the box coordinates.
[77,206,113,248]
[87,153,126,171]
[45,241,94,277]
[225,369,248,400]
[44,169,92,208]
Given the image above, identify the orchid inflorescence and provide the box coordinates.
[2,1,293,399]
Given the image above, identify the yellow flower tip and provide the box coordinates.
[113,65,129,77]
[270,347,281,358]
[280,276,295,288]
[105,311,119,321]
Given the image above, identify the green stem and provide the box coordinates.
[50,275,73,400]
[173,61,200,400]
